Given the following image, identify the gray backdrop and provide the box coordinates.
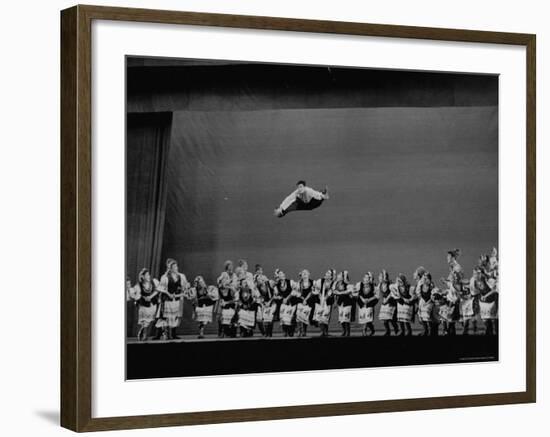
[161,105,497,285]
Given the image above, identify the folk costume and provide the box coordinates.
[356,275,379,336]
[236,285,256,337]
[476,275,499,335]
[156,260,192,340]
[217,279,237,338]
[395,275,416,336]
[193,278,219,338]
[277,278,300,337]
[314,270,336,337]
[416,274,439,336]
[437,280,460,336]
[334,272,353,337]
[254,274,274,336]
[216,264,238,336]
[130,269,160,341]
[378,272,399,336]
[296,272,315,336]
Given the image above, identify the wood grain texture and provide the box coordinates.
[525,35,536,403]
[78,3,533,44]
[60,4,536,432]
[78,392,535,432]
[60,5,77,431]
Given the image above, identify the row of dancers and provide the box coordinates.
[126,248,499,341]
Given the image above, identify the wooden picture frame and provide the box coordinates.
[60,4,536,432]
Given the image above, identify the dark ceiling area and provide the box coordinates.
[126,58,498,113]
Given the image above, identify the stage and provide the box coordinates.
[126,333,498,380]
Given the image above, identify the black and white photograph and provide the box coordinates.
[125,56,499,379]
[2,0,544,434]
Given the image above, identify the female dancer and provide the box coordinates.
[477,254,491,278]
[412,267,427,326]
[215,260,238,336]
[256,274,277,337]
[254,271,273,336]
[395,274,416,336]
[217,272,237,338]
[488,247,499,277]
[217,260,237,287]
[334,271,353,337]
[437,271,461,336]
[276,270,299,337]
[416,272,438,336]
[447,249,463,277]
[192,276,219,339]
[437,249,463,336]
[471,268,499,335]
[156,259,191,340]
[482,276,499,335]
[254,264,265,278]
[126,276,134,302]
[296,269,315,337]
[457,270,477,335]
[265,274,283,337]
[314,269,336,337]
[130,268,160,341]
[378,270,399,336]
[236,281,256,337]
[356,272,379,336]
[237,259,255,290]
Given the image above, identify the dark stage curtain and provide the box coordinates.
[126,112,172,337]
[126,112,173,281]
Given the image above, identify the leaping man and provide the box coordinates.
[274,180,330,218]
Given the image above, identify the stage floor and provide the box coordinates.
[127,323,494,343]
[126,333,499,380]
[127,328,491,343]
